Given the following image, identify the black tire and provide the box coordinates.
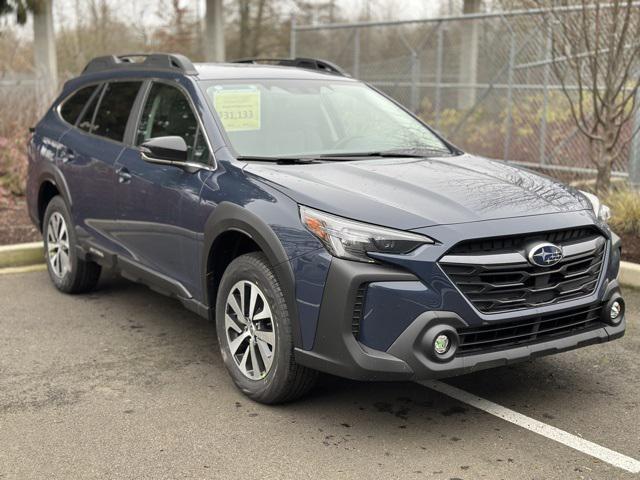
[43,196,101,294]
[215,252,317,404]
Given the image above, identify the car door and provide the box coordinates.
[113,80,214,296]
[57,80,143,254]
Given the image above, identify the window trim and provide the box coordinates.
[76,83,105,132]
[131,78,217,172]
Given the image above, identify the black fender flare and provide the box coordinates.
[38,166,73,207]
[202,201,302,347]
[35,166,73,224]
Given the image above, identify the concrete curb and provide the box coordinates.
[0,241,639,288]
[620,261,640,289]
[0,241,44,269]
[0,264,47,275]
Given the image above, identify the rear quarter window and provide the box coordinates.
[91,81,142,142]
[78,85,103,133]
[59,85,97,125]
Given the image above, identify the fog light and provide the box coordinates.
[434,334,450,355]
[610,300,622,323]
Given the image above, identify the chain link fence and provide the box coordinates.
[292,7,640,186]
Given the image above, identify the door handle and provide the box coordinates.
[117,167,132,184]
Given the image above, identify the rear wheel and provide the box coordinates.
[216,252,317,404]
[43,196,101,293]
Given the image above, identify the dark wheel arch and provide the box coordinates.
[38,180,60,230]
[203,202,302,347]
[36,169,73,231]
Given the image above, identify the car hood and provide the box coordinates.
[243,154,591,230]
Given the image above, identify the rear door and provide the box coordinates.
[58,80,143,253]
[114,80,214,295]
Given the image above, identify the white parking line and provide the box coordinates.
[419,380,640,474]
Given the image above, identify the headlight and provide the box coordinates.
[300,206,434,263]
[580,190,611,223]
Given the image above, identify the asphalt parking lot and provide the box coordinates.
[0,271,638,480]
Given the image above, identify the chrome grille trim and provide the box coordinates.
[440,252,526,265]
[440,236,603,265]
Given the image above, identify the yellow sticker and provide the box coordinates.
[213,89,261,132]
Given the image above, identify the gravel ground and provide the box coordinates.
[0,271,638,480]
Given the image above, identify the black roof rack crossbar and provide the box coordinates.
[232,57,348,76]
[82,53,198,76]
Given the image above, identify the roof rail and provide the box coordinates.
[232,57,348,76]
[82,53,198,76]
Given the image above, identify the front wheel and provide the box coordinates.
[43,196,101,294]
[216,252,317,404]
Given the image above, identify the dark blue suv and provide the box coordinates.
[27,54,626,403]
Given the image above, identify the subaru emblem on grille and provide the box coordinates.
[528,242,564,267]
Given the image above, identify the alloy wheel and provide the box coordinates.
[224,280,276,380]
[46,212,71,278]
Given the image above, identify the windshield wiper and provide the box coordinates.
[237,155,319,165]
[237,147,454,164]
[316,147,454,160]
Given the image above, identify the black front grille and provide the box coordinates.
[440,231,607,314]
[457,304,604,355]
[448,227,599,255]
[351,284,367,337]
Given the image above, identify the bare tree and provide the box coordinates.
[251,0,266,56]
[155,0,198,57]
[0,0,57,105]
[237,0,250,57]
[537,0,640,193]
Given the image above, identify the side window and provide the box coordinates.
[77,84,103,133]
[136,82,210,164]
[91,81,142,142]
[60,85,97,125]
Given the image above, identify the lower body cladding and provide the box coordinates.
[294,258,626,381]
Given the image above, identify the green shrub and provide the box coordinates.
[605,187,640,235]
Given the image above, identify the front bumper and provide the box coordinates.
[294,252,626,382]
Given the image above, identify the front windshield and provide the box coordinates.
[201,78,450,158]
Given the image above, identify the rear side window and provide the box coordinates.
[91,81,142,142]
[60,85,97,125]
[78,84,103,133]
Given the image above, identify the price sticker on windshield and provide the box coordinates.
[213,88,261,132]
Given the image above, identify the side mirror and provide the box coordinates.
[140,136,188,164]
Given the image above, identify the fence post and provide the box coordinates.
[538,22,552,165]
[631,89,640,188]
[290,18,297,58]
[457,0,480,110]
[503,31,516,161]
[410,51,420,113]
[353,28,361,78]
[435,23,444,130]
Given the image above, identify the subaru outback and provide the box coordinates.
[26,54,626,403]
